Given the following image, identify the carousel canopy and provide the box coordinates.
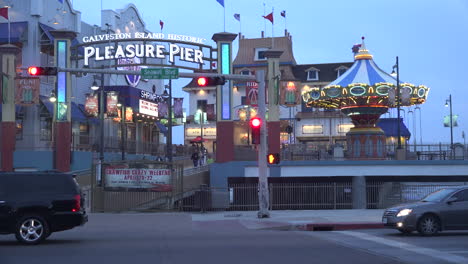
[302,37,429,109]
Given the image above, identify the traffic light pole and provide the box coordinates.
[256,70,270,218]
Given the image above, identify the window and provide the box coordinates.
[79,123,89,145]
[241,70,251,75]
[337,68,347,77]
[307,70,318,81]
[254,48,268,61]
[40,116,52,141]
[302,125,323,134]
[241,96,247,105]
[197,100,207,112]
[452,189,468,202]
[16,118,23,140]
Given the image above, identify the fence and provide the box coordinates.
[180,181,468,212]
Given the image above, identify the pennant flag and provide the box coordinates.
[159,20,164,30]
[234,13,240,21]
[0,7,8,20]
[216,0,224,7]
[262,12,273,24]
[281,10,286,17]
[58,0,64,3]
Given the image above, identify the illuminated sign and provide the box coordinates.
[82,32,206,44]
[84,43,204,66]
[186,127,216,138]
[302,125,323,134]
[139,99,158,117]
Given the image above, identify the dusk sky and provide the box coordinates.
[71,0,468,145]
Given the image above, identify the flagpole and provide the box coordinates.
[271,8,274,49]
[224,4,226,32]
[8,16,10,44]
[263,3,266,36]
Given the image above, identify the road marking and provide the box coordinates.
[340,231,468,264]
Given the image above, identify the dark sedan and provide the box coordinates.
[382,185,468,235]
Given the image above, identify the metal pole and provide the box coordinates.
[121,104,126,160]
[396,56,401,149]
[449,94,453,155]
[256,70,269,218]
[99,72,105,164]
[167,80,173,163]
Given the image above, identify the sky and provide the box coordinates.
[70,0,468,145]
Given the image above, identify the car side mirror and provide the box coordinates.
[447,196,458,204]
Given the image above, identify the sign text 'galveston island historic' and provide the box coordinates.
[82,32,207,66]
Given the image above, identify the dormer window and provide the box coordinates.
[254,48,268,61]
[336,66,348,78]
[306,69,319,81]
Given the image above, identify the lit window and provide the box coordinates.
[307,70,318,81]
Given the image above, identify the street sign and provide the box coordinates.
[141,68,179,79]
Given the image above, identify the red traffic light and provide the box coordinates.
[250,117,261,144]
[28,66,39,75]
[267,153,280,164]
[27,66,58,76]
[196,76,226,87]
[250,117,261,128]
[197,77,208,86]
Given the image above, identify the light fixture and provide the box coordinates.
[91,81,99,91]
[49,18,59,25]
[117,102,122,108]
[162,88,169,99]
[49,92,57,103]
[445,101,449,107]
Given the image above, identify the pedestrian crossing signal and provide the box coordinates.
[267,153,280,164]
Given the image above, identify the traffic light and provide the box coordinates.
[196,76,226,87]
[250,117,261,144]
[27,66,58,76]
[267,153,280,164]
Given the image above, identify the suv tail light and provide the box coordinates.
[72,194,81,212]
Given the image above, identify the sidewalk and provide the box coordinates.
[191,209,386,231]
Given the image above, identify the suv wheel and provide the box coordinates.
[15,215,50,245]
[417,215,440,236]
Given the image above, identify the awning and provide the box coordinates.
[377,118,411,138]
[0,22,28,43]
[39,23,82,54]
[40,96,88,122]
[156,121,168,135]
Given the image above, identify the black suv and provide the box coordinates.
[0,172,88,244]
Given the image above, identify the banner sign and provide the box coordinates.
[106,91,119,117]
[104,167,172,191]
[173,97,184,118]
[139,99,158,117]
[15,77,40,105]
[280,81,300,106]
[84,93,99,117]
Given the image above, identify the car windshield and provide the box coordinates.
[421,188,455,202]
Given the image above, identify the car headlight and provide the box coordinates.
[397,209,413,217]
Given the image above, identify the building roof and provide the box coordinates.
[233,35,296,67]
[293,62,354,83]
[377,118,411,138]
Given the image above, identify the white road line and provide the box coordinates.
[340,231,468,264]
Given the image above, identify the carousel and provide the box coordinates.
[301,37,430,159]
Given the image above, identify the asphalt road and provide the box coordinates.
[0,213,401,264]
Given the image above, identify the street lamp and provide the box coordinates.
[90,73,105,184]
[445,94,453,154]
[391,56,401,149]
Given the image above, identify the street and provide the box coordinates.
[1,213,467,264]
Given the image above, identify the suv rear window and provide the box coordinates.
[0,173,79,194]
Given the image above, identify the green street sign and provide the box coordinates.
[141,68,179,79]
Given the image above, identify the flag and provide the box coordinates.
[281,10,286,17]
[159,20,164,30]
[262,12,273,24]
[0,7,8,20]
[234,13,240,21]
[444,115,459,127]
[216,0,224,7]
[58,0,64,3]
[173,98,184,118]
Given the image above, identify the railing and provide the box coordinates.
[180,181,468,212]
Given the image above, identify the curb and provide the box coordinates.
[301,222,385,231]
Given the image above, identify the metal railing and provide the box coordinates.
[180,181,468,212]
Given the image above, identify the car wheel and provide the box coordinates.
[15,215,50,245]
[417,215,440,236]
[397,228,412,234]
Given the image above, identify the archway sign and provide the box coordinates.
[72,32,217,74]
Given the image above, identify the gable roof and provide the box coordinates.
[293,62,353,83]
[233,36,296,67]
